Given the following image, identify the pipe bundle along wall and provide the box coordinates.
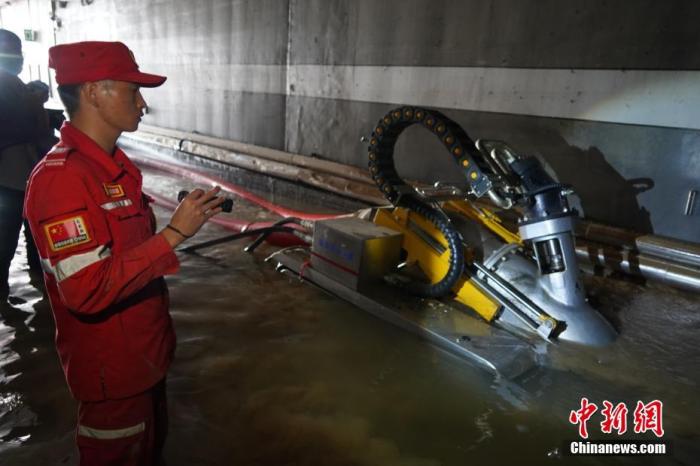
[575,242,700,293]
[634,236,700,269]
[125,127,385,206]
[121,127,700,293]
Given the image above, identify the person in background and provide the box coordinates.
[27,79,68,133]
[24,41,224,465]
[0,28,46,302]
[27,79,66,156]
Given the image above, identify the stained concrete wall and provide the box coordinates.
[1,0,699,241]
[48,0,290,150]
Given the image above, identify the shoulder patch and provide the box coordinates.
[103,182,125,198]
[44,215,92,252]
[43,146,73,168]
[48,146,71,155]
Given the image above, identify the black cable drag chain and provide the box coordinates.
[366,106,488,298]
[367,106,491,205]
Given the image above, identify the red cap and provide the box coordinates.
[49,41,166,87]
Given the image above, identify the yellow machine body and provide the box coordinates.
[443,201,522,246]
[373,201,520,322]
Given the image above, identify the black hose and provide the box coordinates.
[178,225,298,253]
[244,218,302,253]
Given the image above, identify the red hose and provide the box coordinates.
[133,154,341,221]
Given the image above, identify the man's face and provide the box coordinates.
[96,80,146,132]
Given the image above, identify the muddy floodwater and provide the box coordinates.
[0,166,698,465]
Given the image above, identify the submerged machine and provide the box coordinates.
[270,106,617,376]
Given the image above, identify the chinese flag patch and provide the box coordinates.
[44,216,92,252]
[103,183,125,198]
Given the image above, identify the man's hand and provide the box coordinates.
[161,186,226,248]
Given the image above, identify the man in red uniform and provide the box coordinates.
[24,41,224,465]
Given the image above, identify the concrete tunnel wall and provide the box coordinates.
[2,0,700,242]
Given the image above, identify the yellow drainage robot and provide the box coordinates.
[366,106,615,346]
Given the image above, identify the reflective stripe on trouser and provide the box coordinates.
[78,421,145,440]
[77,380,167,466]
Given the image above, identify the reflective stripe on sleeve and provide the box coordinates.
[54,245,111,282]
[101,199,133,210]
[78,421,145,440]
[40,257,56,275]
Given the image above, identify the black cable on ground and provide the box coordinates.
[178,225,299,253]
[244,217,302,253]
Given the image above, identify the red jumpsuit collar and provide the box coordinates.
[58,122,140,181]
